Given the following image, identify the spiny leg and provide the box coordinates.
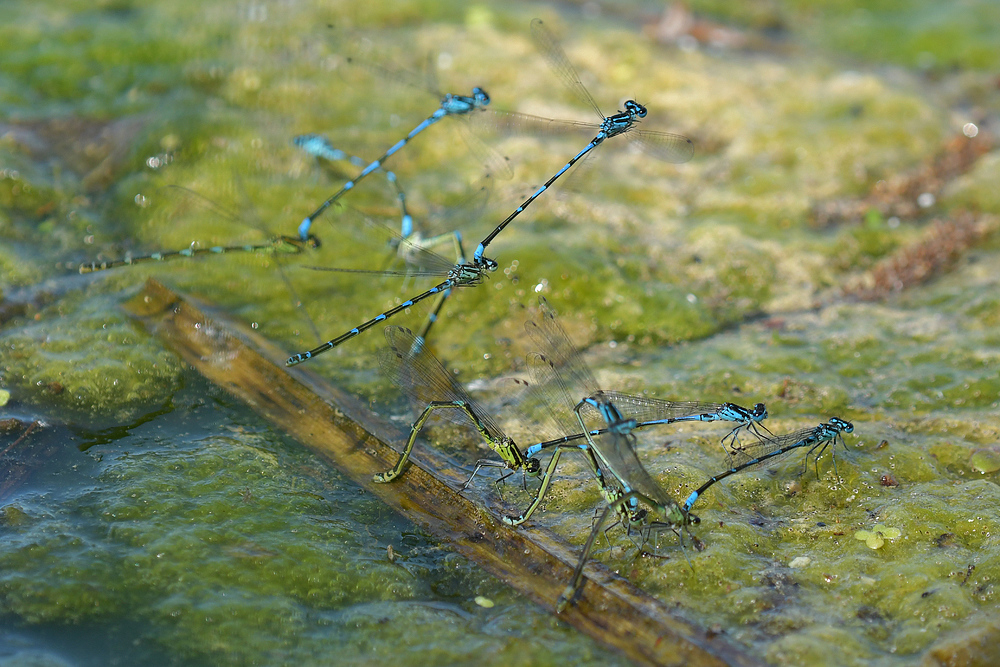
[556,504,612,613]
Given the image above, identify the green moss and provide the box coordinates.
[689,0,1000,71]
[944,153,1000,214]
[832,223,903,273]
[941,378,1000,408]
[0,293,183,426]
[0,432,626,666]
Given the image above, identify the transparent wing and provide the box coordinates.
[339,49,443,99]
[164,181,323,344]
[522,351,586,437]
[626,127,695,164]
[530,18,604,120]
[378,326,508,438]
[592,429,675,509]
[587,391,727,425]
[469,109,600,139]
[165,185,242,226]
[523,297,600,403]
[725,424,831,471]
[454,115,514,181]
[303,206,457,277]
[231,173,324,345]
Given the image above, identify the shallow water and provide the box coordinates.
[2,1,999,665]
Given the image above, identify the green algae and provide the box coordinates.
[0,291,183,427]
[0,412,628,666]
[2,0,1000,665]
[944,153,1000,214]
[689,0,1000,72]
[970,448,1000,474]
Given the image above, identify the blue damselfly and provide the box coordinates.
[681,418,855,512]
[472,19,693,265]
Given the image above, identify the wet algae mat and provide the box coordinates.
[2,1,1000,665]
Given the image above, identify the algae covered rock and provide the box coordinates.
[0,292,182,428]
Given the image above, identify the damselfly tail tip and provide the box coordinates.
[555,585,576,614]
[297,218,313,242]
[682,492,698,514]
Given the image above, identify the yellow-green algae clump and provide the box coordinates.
[0,293,183,427]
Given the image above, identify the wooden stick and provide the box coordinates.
[123,278,758,667]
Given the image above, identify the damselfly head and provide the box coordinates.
[752,402,768,420]
[472,86,490,105]
[829,417,854,433]
[623,99,647,118]
[524,457,541,476]
[628,507,648,526]
[477,256,498,272]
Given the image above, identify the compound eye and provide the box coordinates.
[625,100,647,117]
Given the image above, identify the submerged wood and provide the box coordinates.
[123,278,759,667]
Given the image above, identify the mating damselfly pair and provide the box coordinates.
[372,299,854,609]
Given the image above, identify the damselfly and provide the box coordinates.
[79,186,320,274]
[296,50,504,240]
[682,418,855,512]
[503,301,700,614]
[374,324,743,503]
[294,133,415,239]
[285,218,498,365]
[78,181,323,341]
[299,162,496,348]
[373,325,540,486]
[525,393,771,460]
[503,298,764,526]
[471,18,693,265]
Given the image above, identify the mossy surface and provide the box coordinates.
[2,1,999,665]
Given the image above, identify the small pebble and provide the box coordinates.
[789,556,811,568]
[0,389,9,407]
[474,596,494,608]
[935,532,956,547]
